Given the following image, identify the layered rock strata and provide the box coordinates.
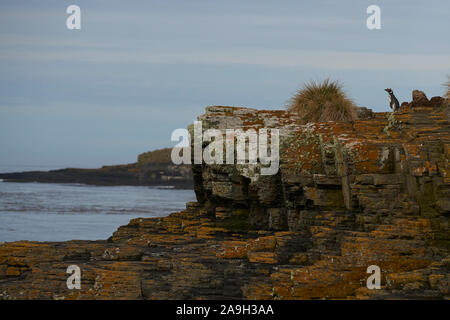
[0,93,448,299]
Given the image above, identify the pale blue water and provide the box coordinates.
[0,165,196,242]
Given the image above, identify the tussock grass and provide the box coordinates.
[445,76,450,100]
[287,79,358,124]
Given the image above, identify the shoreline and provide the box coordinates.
[0,168,194,189]
[0,148,194,189]
[0,101,448,299]
[0,178,194,189]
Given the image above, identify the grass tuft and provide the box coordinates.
[287,79,358,124]
[445,76,450,100]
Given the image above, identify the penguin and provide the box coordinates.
[384,88,400,112]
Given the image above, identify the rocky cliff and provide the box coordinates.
[0,92,448,299]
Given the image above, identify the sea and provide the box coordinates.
[0,165,196,242]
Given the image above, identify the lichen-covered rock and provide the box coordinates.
[194,101,449,224]
[0,95,448,300]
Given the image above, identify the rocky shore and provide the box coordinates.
[0,91,448,299]
[0,148,193,189]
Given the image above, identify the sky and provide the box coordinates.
[0,0,449,168]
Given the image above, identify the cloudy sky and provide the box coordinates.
[1,0,449,168]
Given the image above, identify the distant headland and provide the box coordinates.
[0,148,193,189]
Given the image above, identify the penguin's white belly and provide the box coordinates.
[388,96,392,103]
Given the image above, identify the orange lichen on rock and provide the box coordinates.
[0,94,449,300]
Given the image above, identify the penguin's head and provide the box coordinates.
[385,88,393,94]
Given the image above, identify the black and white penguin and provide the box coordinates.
[384,88,400,112]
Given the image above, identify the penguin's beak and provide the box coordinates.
[384,89,389,92]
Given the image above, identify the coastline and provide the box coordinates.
[0,99,449,299]
[0,148,194,189]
